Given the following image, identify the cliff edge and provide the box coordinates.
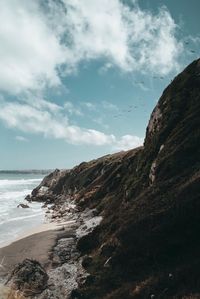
[28,58,200,299]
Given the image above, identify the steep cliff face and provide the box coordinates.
[29,148,142,210]
[31,59,200,299]
[142,58,200,186]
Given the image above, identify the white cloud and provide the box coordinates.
[0,0,183,95]
[0,0,180,151]
[92,117,109,130]
[15,135,28,142]
[83,101,118,112]
[98,63,114,74]
[82,102,97,111]
[0,0,66,94]
[0,99,113,145]
[64,102,83,116]
[113,134,143,151]
[54,0,183,75]
[0,98,143,149]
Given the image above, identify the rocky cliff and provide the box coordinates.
[29,58,200,299]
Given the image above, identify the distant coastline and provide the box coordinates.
[0,169,53,175]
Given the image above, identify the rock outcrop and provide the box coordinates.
[17,203,30,209]
[7,259,49,297]
[20,58,200,299]
[74,58,200,299]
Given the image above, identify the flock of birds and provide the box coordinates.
[113,105,139,118]
[112,73,169,119]
[184,40,196,54]
[113,102,149,118]
[112,42,197,119]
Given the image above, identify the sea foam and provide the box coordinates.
[0,173,45,247]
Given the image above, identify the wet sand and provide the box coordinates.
[0,222,75,278]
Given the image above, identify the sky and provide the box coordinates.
[0,0,199,170]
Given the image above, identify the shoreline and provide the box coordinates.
[0,220,76,249]
[0,201,102,297]
[0,221,75,279]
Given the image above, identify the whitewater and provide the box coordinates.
[0,172,46,247]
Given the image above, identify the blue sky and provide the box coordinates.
[0,0,199,170]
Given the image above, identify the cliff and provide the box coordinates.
[29,58,200,299]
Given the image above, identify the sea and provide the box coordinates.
[0,171,50,247]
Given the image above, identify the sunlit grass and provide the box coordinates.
[0,257,27,298]
[0,285,27,299]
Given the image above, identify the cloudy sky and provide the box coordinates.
[0,0,199,169]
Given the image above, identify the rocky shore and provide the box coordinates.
[0,168,104,298]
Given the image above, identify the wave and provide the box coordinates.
[0,212,44,226]
[0,189,32,200]
[0,178,42,187]
[0,170,52,174]
[0,175,45,246]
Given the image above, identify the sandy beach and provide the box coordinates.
[0,222,75,278]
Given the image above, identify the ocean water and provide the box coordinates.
[0,172,47,247]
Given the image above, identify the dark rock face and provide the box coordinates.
[27,169,68,203]
[7,259,49,297]
[17,203,30,209]
[29,149,142,209]
[29,59,200,299]
[73,59,200,299]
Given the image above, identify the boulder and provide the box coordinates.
[8,259,49,297]
[17,203,30,209]
[25,194,32,202]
